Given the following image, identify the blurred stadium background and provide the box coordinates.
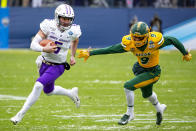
[0,0,196,49]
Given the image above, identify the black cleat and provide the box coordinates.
[156,112,162,125]
[118,114,134,125]
[156,104,167,125]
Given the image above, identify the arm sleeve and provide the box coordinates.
[30,34,44,52]
[90,43,127,56]
[159,36,188,55]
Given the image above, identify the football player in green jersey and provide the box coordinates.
[78,21,192,125]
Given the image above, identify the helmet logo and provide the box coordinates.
[55,4,75,30]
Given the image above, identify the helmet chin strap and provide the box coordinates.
[60,25,71,30]
[57,21,72,31]
[135,38,148,48]
[133,34,149,48]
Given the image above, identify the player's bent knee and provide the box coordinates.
[142,92,152,98]
[45,89,54,96]
[124,82,136,91]
[34,81,44,90]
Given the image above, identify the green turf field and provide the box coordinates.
[0,49,196,131]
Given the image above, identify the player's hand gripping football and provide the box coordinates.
[78,49,90,62]
[183,53,192,61]
[43,42,57,53]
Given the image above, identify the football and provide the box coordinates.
[39,39,56,47]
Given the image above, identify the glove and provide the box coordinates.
[78,50,90,62]
[183,53,192,61]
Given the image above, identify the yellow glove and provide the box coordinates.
[183,53,192,61]
[78,50,90,62]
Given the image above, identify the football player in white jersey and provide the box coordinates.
[10,4,81,125]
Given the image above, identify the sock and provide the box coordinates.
[47,85,72,98]
[147,92,162,112]
[124,88,134,116]
[18,81,43,115]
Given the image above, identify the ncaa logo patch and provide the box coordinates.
[68,31,73,35]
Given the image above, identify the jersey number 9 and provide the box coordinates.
[141,57,149,64]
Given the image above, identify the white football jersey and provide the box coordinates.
[40,19,82,63]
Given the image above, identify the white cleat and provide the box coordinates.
[10,112,25,125]
[156,104,167,125]
[71,87,80,108]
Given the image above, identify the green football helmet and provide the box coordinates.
[130,21,150,47]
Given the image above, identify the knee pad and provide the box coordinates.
[34,81,44,90]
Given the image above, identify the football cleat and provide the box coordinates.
[10,112,25,125]
[156,104,167,125]
[71,87,80,108]
[118,114,134,125]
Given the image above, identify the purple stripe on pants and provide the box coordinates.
[37,63,65,93]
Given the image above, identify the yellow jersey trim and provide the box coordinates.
[134,76,160,88]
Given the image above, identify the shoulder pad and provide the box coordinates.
[71,24,81,32]
[70,24,82,39]
[40,19,51,35]
[40,19,50,26]
[149,32,164,45]
[121,35,131,46]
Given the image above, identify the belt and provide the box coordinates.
[42,59,70,70]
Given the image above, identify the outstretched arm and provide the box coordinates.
[90,43,126,56]
[78,43,127,61]
[159,36,192,61]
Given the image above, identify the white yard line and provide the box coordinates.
[53,114,196,124]
[52,114,158,118]
[77,79,124,84]
[0,94,26,100]
[53,114,122,118]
